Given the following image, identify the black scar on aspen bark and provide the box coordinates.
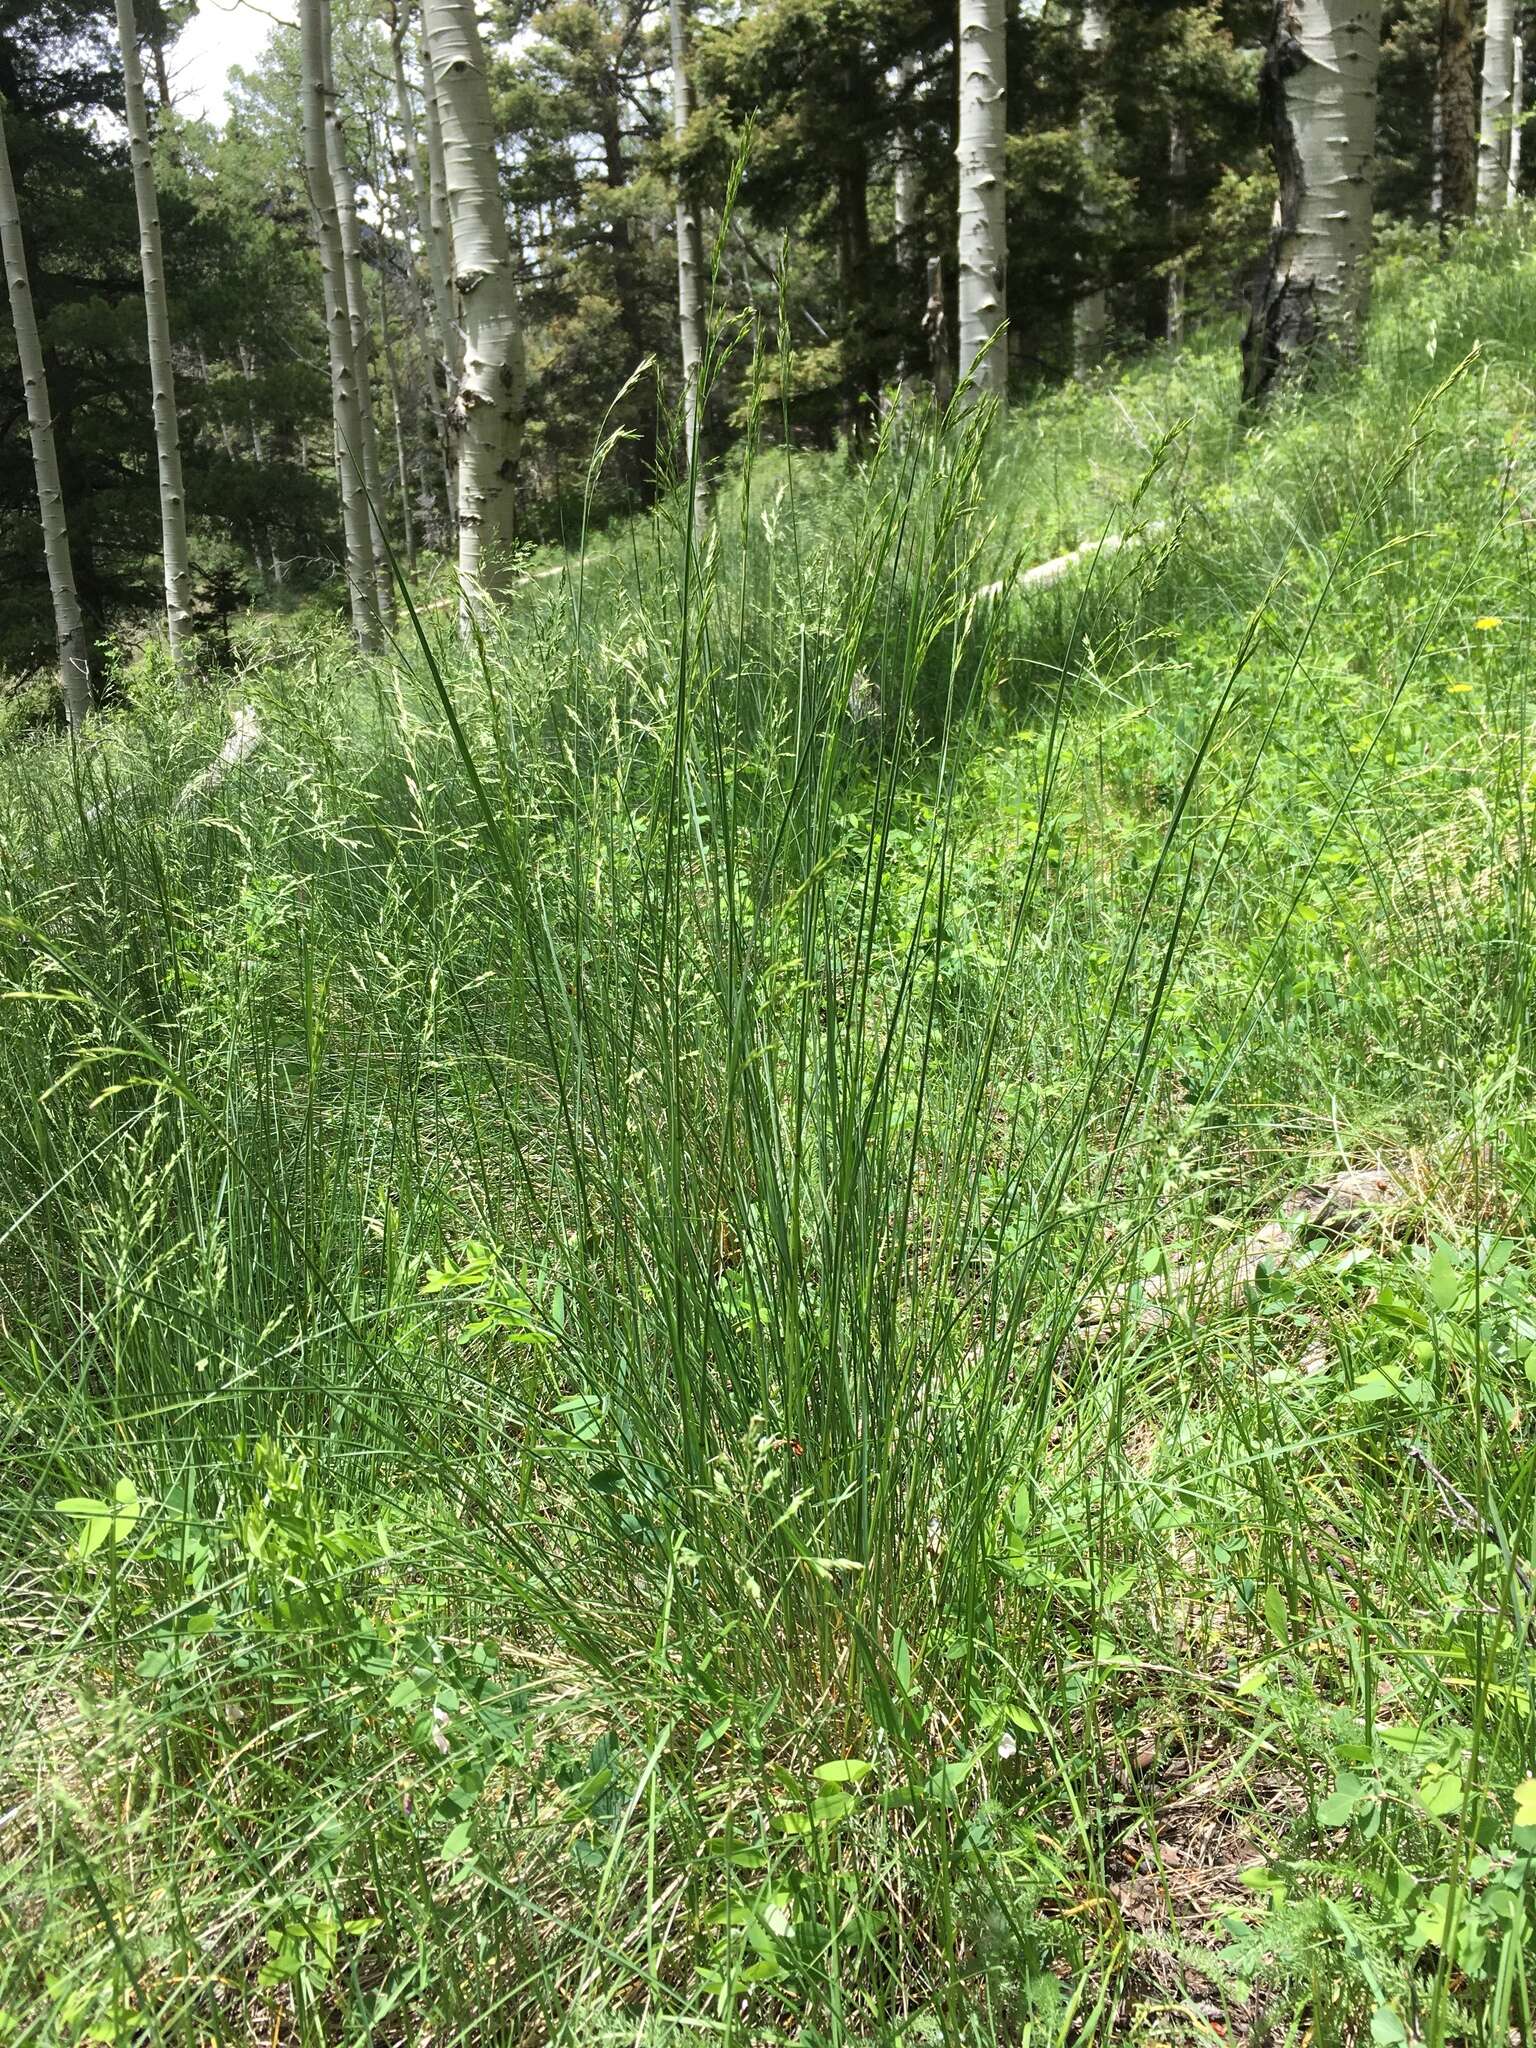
[1241,23,1317,404]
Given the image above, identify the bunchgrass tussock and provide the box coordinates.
[2,218,1536,2047]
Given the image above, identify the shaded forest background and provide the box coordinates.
[0,0,1480,686]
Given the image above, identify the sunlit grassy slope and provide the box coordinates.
[2,215,1536,2047]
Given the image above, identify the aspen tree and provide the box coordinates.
[388,11,457,431]
[365,105,424,541]
[378,274,418,574]
[367,87,454,539]
[1073,0,1108,375]
[668,0,709,527]
[956,0,1006,405]
[1509,34,1525,201]
[114,0,193,654]
[892,53,921,396]
[1436,0,1477,222]
[420,32,461,526]
[1166,119,1186,346]
[0,102,90,729]
[320,0,394,621]
[299,0,381,648]
[419,32,460,389]
[1241,0,1383,402]
[1479,0,1517,210]
[925,255,953,404]
[421,0,526,619]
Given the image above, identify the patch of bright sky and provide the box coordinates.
[169,0,294,123]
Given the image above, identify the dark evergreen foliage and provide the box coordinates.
[0,0,1498,676]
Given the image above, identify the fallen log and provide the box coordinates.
[976,519,1168,605]
[175,703,263,811]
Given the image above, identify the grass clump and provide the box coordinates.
[2,219,1536,2046]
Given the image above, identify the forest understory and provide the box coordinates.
[2,219,1536,2046]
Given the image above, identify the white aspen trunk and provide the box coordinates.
[391,12,457,385]
[372,103,424,351]
[420,33,461,529]
[389,12,456,532]
[1166,118,1186,346]
[1073,0,1108,375]
[114,0,193,656]
[379,278,418,574]
[371,104,451,551]
[892,53,921,395]
[299,0,380,649]
[924,254,953,404]
[422,0,525,619]
[320,0,394,624]
[420,34,462,392]
[956,0,1007,406]
[1241,0,1382,402]
[1479,0,1517,210]
[0,107,90,729]
[1510,34,1525,201]
[668,0,709,528]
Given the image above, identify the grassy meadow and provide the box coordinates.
[3,217,1536,2045]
